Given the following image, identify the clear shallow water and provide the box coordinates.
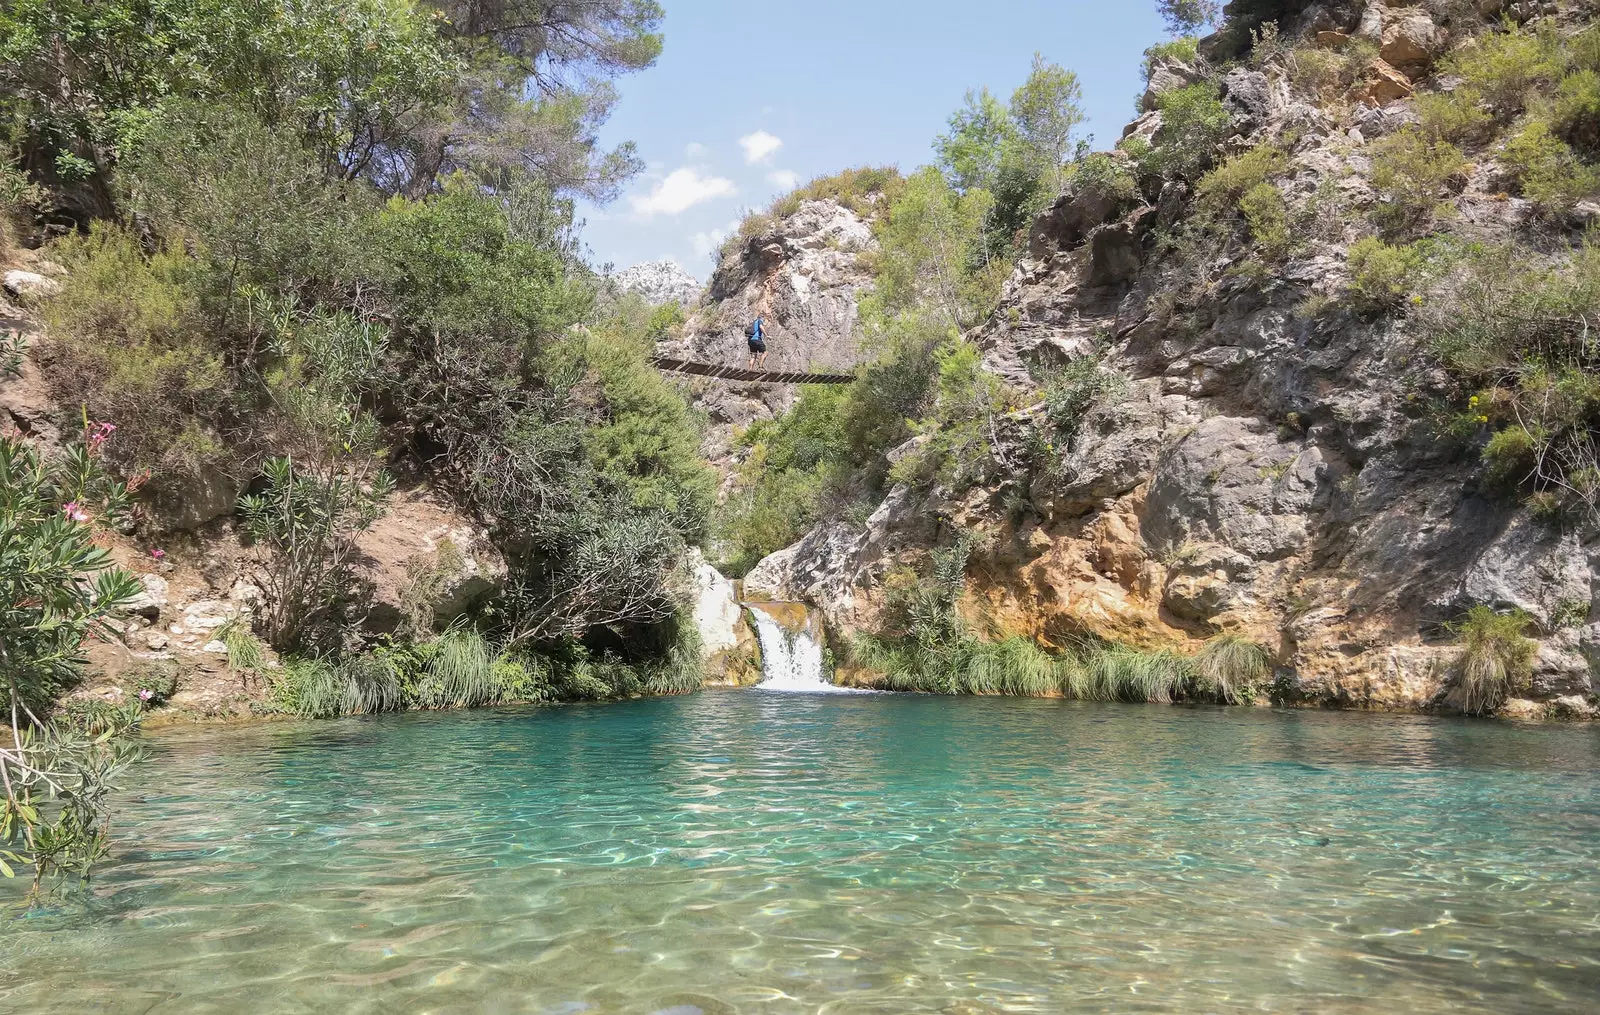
[3,694,1599,1014]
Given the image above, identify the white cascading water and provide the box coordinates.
[746,605,834,692]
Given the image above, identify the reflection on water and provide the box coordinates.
[2,693,1598,1013]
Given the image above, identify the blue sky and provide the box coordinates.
[578,0,1170,277]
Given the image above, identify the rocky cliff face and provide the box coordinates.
[657,198,880,483]
[748,1,1600,717]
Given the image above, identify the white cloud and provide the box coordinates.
[691,218,742,259]
[685,142,706,158]
[628,168,737,218]
[768,169,801,192]
[739,130,783,164]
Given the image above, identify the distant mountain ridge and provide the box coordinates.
[615,259,702,307]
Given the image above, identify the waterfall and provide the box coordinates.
[746,604,836,692]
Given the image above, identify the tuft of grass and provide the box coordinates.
[218,618,266,675]
[1193,635,1271,705]
[1080,644,1194,704]
[415,629,500,710]
[281,655,404,719]
[1443,607,1536,717]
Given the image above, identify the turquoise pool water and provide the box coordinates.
[2,692,1598,1013]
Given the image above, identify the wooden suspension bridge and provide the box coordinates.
[651,357,855,386]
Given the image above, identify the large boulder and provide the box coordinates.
[687,551,760,685]
[142,464,247,533]
[1141,58,1203,114]
[353,489,507,634]
[1381,12,1445,73]
[2,270,61,301]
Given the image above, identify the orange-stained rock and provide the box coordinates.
[1360,59,1414,105]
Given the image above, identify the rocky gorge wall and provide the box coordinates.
[742,0,1600,718]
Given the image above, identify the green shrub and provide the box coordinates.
[1441,23,1564,116]
[1286,38,1378,104]
[1368,127,1466,237]
[1142,37,1200,81]
[1081,643,1195,703]
[1064,151,1139,204]
[1414,90,1494,146]
[1196,145,1287,215]
[130,661,179,707]
[278,655,405,719]
[1144,83,1233,182]
[219,618,267,677]
[781,166,904,215]
[42,224,234,475]
[239,455,394,652]
[1443,606,1535,716]
[1501,119,1600,217]
[1346,236,1437,310]
[1040,355,1127,452]
[1552,69,1600,152]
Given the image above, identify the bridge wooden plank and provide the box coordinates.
[650,357,855,386]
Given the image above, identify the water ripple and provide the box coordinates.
[2,695,1598,1013]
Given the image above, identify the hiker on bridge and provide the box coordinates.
[744,315,768,370]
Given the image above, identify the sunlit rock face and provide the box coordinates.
[613,259,702,308]
[744,3,1600,713]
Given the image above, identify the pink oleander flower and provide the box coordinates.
[87,421,117,454]
[62,501,89,523]
[138,689,154,702]
[150,548,166,560]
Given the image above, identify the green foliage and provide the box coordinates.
[1195,145,1293,260]
[219,618,267,676]
[1501,120,1600,217]
[1439,22,1564,117]
[1040,355,1127,453]
[0,0,656,202]
[0,433,143,889]
[1080,644,1195,704]
[1368,128,1466,237]
[415,629,499,710]
[871,166,1004,329]
[890,339,1019,490]
[239,455,395,651]
[931,55,1087,262]
[41,224,231,475]
[1346,237,1438,311]
[1286,38,1379,106]
[1553,69,1600,153]
[130,661,179,707]
[1443,607,1535,716]
[775,166,904,217]
[1157,0,1219,36]
[1141,83,1232,183]
[1196,145,1287,214]
[1414,240,1600,520]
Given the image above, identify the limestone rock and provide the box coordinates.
[1355,2,1385,42]
[614,259,702,307]
[2,270,60,300]
[1141,58,1202,114]
[123,573,169,620]
[688,551,760,684]
[1381,12,1445,73]
[1030,185,1128,258]
[142,463,247,533]
[1360,59,1414,105]
[1222,68,1273,125]
[353,489,508,634]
